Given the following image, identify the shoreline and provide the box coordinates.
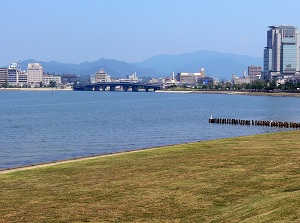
[156,90,300,97]
[0,129,291,174]
[0,143,180,174]
[2,88,300,97]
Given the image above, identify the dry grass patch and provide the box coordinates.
[1,131,300,222]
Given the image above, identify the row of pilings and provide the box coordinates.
[208,118,300,129]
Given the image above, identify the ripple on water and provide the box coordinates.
[0,91,299,169]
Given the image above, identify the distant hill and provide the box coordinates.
[17,50,263,80]
[134,50,263,79]
[20,59,160,79]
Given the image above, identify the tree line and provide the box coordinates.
[196,80,300,92]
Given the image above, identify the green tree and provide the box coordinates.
[265,79,277,91]
[284,82,297,91]
[250,80,264,91]
[49,80,57,89]
[225,81,232,89]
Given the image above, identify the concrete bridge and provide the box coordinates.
[73,82,162,92]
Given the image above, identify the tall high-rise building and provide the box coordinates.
[264,25,300,80]
[27,63,43,86]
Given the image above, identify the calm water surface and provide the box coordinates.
[1,90,300,169]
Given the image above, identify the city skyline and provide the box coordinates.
[1,0,300,66]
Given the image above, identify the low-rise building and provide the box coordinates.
[232,72,251,85]
[149,77,165,85]
[119,72,139,83]
[283,75,300,85]
[61,74,78,84]
[42,74,62,86]
[176,68,205,86]
[197,76,215,86]
[164,72,178,87]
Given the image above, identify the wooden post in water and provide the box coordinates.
[209,114,213,123]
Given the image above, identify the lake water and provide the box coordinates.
[1,90,300,170]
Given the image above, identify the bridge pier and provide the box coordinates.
[123,86,128,91]
[84,87,93,91]
[132,86,139,92]
[110,86,116,91]
[95,86,101,91]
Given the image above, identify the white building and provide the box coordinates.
[119,72,139,83]
[176,68,205,86]
[7,62,27,87]
[42,74,62,86]
[164,72,178,87]
[27,63,43,86]
[232,72,250,85]
[92,68,111,83]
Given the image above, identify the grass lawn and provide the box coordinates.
[1,131,300,222]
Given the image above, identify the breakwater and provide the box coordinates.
[209,117,300,129]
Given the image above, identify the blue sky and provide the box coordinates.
[1,0,300,66]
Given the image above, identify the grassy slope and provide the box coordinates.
[1,131,300,222]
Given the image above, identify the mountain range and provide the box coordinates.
[19,50,263,80]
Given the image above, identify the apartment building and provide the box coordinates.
[248,65,262,82]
